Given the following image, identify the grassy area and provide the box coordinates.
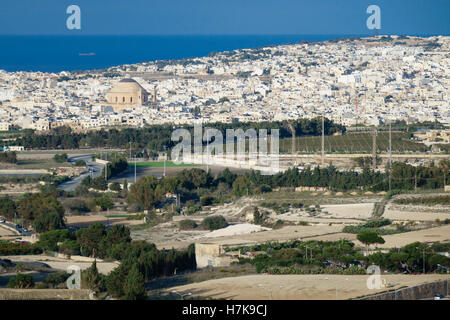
[129,161,200,168]
[15,159,63,169]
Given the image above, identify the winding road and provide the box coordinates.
[58,154,104,192]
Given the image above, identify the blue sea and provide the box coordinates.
[0,34,364,73]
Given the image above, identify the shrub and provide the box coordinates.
[201,216,228,231]
[44,272,70,288]
[200,195,215,206]
[53,153,68,163]
[253,185,272,194]
[66,199,90,214]
[7,273,34,288]
[185,204,201,215]
[95,196,114,211]
[179,219,198,230]
[0,242,42,255]
[74,160,86,166]
[109,182,122,192]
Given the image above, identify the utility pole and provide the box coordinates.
[163,145,167,177]
[134,155,137,183]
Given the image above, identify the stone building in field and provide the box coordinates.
[195,243,239,268]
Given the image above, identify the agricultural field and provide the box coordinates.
[11,159,65,170]
[163,274,449,300]
[279,132,429,154]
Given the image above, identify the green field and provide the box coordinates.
[279,132,429,154]
[129,161,200,168]
[14,159,64,169]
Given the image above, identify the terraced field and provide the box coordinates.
[279,132,429,154]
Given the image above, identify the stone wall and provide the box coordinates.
[358,279,449,300]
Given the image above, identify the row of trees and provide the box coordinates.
[36,223,196,300]
[102,158,128,179]
[124,161,448,212]
[14,118,345,151]
[234,239,450,275]
[104,241,196,299]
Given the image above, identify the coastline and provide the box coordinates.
[1,34,442,73]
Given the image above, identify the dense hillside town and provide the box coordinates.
[0,35,448,132]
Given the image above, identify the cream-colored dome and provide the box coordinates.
[108,79,144,94]
[106,78,149,112]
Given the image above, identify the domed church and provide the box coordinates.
[106,78,150,112]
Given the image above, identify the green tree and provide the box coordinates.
[59,239,81,256]
[177,168,212,190]
[105,265,128,298]
[38,229,72,251]
[109,182,122,192]
[253,207,265,225]
[357,231,385,254]
[17,193,65,232]
[95,196,114,211]
[77,223,107,257]
[102,224,131,255]
[124,264,146,300]
[127,176,163,210]
[216,168,237,187]
[82,261,103,292]
[0,196,16,220]
[161,176,180,193]
[91,177,108,191]
[233,175,252,196]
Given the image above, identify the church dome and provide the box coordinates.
[106,78,150,112]
[109,78,145,94]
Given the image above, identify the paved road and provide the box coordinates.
[0,221,30,236]
[0,224,14,236]
[58,154,104,192]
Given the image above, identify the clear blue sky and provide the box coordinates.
[0,0,449,35]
